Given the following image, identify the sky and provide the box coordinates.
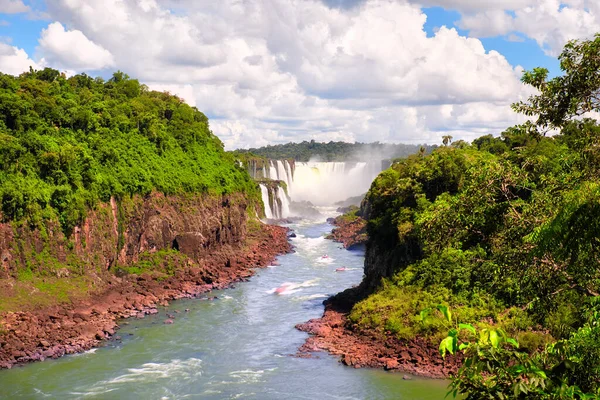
[0,0,598,149]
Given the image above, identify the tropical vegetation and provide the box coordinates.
[0,68,258,235]
[348,34,600,398]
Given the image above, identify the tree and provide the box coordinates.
[513,34,600,131]
[442,135,453,146]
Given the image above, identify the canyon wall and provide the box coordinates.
[0,193,250,281]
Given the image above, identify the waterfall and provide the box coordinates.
[255,159,382,218]
[276,160,292,196]
[269,160,278,181]
[259,184,274,219]
[278,186,290,217]
[290,161,381,206]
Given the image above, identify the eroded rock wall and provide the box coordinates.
[0,193,249,279]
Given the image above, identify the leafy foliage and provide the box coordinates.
[442,302,600,399]
[513,34,600,131]
[0,68,258,234]
[351,34,600,399]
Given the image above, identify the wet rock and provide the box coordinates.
[163,319,174,325]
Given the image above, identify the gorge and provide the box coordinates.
[4,32,600,398]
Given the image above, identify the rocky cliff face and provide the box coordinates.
[359,198,421,293]
[0,193,249,281]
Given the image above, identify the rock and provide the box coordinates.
[163,319,174,325]
[39,340,50,348]
[403,375,412,380]
[384,358,400,370]
[11,350,26,359]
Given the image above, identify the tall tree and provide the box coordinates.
[513,34,600,131]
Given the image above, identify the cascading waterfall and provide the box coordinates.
[278,186,290,217]
[291,161,381,206]
[251,159,383,218]
[276,160,293,196]
[259,184,274,219]
[269,161,278,181]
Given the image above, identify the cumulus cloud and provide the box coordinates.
[456,0,600,56]
[0,0,29,14]
[37,22,115,70]
[11,0,539,148]
[0,43,39,75]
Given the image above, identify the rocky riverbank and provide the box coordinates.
[0,191,292,369]
[296,289,460,378]
[326,210,367,250]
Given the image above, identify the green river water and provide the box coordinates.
[0,216,449,399]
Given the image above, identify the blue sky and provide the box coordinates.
[422,7,561,77]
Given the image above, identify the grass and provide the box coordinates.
[0,276,92,313]
[114,249,188,279]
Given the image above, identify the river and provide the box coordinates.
[0,215,448,399]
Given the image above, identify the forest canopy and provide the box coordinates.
[0,68,257,235]
[233,140,437,162]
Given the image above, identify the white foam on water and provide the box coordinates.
[294,293,328,301]
[80,358,204,394]
[33,388,52,397]
[70,348,98,358]
[226,368,276,384]
[316,256,335,264]
[70,388,119,397]
[292,235,327,253]
[269,279,321,295]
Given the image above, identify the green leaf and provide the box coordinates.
[506,338,519,348]
[440,336,455,357]
[459,323,476,335]
[489,330,500,348]
[437,305,452,323]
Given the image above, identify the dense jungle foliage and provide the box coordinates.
[0,68,258,235]
[234,140,437,162]
[350,35,600,398]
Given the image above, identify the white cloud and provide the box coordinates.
[0,0,29,14]
[37,22,115,71]
[412,0,536,12]
[145,83,197,107]
[32,0,534,148]
[0,43,39,75]
[455,0,600,56]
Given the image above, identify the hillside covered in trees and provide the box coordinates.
[234,140,437,162]
[344,35,600,398]
[0,68,258,235]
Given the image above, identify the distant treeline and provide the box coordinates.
[233,140,438,161]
